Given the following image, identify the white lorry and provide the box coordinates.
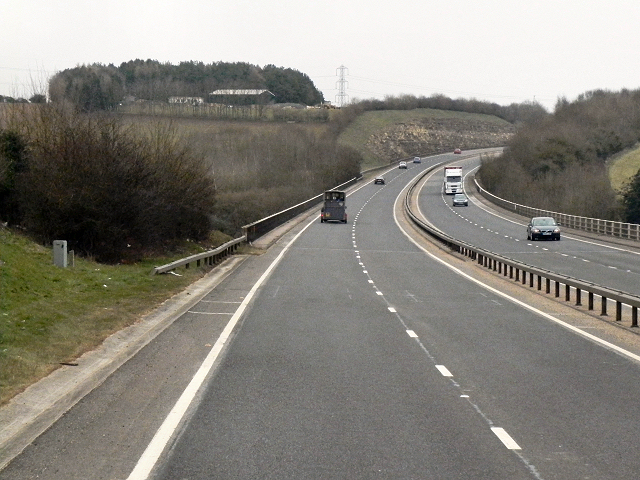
[443,166,463,194]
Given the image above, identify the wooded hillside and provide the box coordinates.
[48,60,324,111]
[479,89,640,221]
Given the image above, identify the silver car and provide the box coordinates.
[452,193,468,207]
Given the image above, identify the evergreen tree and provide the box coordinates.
[0,130,27,224]
[622,169,640,223]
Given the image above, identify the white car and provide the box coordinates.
[399,161,407,169]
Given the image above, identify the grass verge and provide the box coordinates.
[609,145,640,194]
[0,227,238,406]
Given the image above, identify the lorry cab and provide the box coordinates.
[444,166,463,195]
[320,190,347,223]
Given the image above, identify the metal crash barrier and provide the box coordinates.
[404,164,640,328]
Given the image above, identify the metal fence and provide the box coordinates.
[154,176,363,273]
[153,237,245,274]
[474,178,640,241]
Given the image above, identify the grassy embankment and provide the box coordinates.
[609,146,640,195]
[0,228,235,405]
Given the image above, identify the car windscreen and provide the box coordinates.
[533,218,556,226]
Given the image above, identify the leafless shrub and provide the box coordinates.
[3,103,216,262]
[178,120,361,234]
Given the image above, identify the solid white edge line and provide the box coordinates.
[491,427,521,450]
[393,185,640,364]
[126,215,318,480]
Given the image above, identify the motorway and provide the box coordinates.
[416,155,640,297]
[3,151,640,479]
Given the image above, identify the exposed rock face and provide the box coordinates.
[365,117,515,161]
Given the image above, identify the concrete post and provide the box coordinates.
[53,240,67,268]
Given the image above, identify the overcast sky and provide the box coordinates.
[3,0,640,111]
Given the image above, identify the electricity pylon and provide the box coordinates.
[335,65,349,107]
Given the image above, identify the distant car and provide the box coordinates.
[454,148,462,154]
[452,193,468,207]
[413,156,421,163]
[374,176,385,185]
[399,161,407,169]
[527,216,561,240]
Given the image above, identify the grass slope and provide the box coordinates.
[609,145,640,194]
[0,228,233,405]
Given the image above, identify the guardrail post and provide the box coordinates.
[546,278,551,294]
[588,292,594,310]
[576,288,582,306]
[632,307,638,327]
[555,281,560,298]
[565,284,571,302]
[537,275,542,291]
[616,301,622,321]
[601,297,608,316]
[509,266,514,279]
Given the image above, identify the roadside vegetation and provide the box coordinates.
[607,147,640,223]
[478,89,640,221]
[0,103,217,263]
[338,108,514,168]
[0,99,361,404]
